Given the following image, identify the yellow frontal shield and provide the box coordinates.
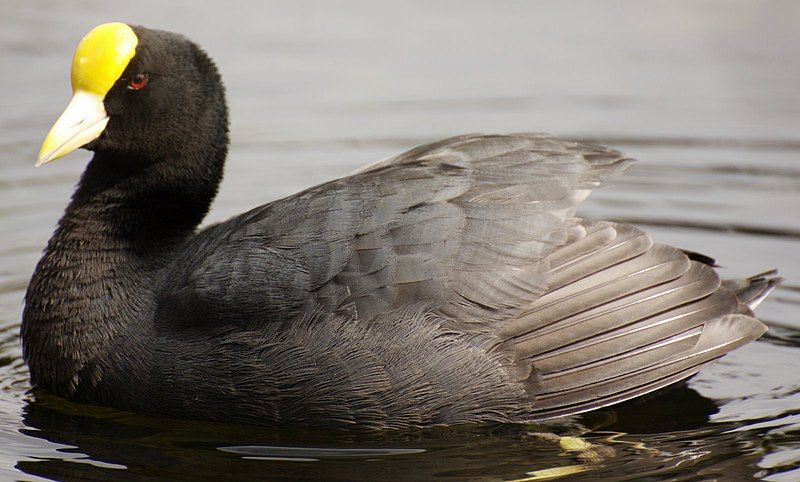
[37,22,138,166]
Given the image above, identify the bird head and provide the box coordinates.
[37,22,226,166]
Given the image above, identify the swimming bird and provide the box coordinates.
[22,23,780,429]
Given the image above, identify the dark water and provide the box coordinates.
[1,1,799,480]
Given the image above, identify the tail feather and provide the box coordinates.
[723,270,783,310]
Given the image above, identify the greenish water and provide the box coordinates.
[1,1,799,480]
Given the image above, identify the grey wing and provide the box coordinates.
[161,133,631,328]
[313,133,634,324]
[159,133,771,420]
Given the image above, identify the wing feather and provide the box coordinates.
[162,134,632,329]
[495,219,767,418]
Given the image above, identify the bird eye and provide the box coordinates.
[127,73,148,90]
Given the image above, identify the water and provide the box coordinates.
[1,1,799,480]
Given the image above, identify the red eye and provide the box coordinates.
[127,73,148,90]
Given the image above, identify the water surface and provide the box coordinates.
[1,1,799,480]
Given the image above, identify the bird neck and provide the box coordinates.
[22,142,226,401]
[77,155,220,245]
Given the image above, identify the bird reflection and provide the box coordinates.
[581,382,720,434]
[17,385,727,481]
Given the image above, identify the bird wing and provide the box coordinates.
[156,133,769,420]
[157,133,632,329]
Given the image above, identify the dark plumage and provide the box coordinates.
[22,25,780,430]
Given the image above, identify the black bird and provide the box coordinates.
[23,23,780,429]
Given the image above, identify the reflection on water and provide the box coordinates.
[15,386,729,481]
[2,1,799,480]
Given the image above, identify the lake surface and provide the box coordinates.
[1,1,799,480]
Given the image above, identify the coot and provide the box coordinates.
[22,23,780,429]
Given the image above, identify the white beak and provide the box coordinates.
[37,90,109,166]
